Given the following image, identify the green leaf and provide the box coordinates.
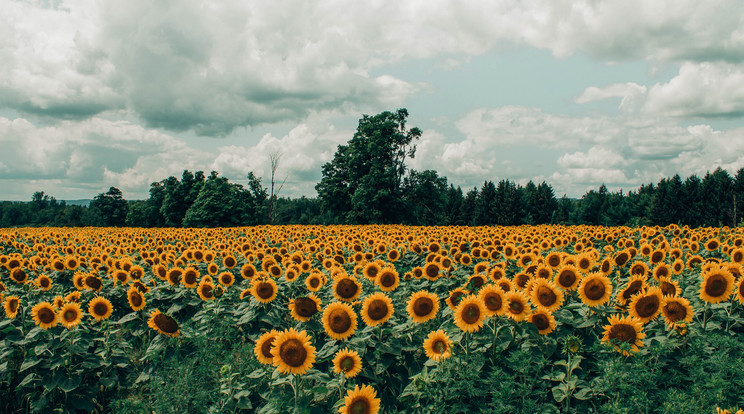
[247,369,266,379]
[59,374,82,392]
[20,358,41,372]
[574,387,592,400]
[552,384,568,402]
[16,373,36,389]
[117,312,139,324]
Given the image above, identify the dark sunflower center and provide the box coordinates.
[635,295,659,318]
[536,285,557,307]
[11,269,27,282]
[367,299,389,321]
[279,338,307,367]
[441,258,452,268]
[93,302,109,316]
[579,259,591,269]
[309,277,320,288]
[184,271,198,285]
[532,314,550,331]
[256,283,273,299]
[329,308,352,333]
[130,292,143,307]
[433,339,446,354]
[349,397,371,414]
[515,274,530,288]
[261,337,275,359]
[340,356,354,372]
[584,278,606,300]
[154,313,179,334]
[609,324,636,343]
[38,307,55,324]
[558,271,576,288]
[425,265,438,278]
[631,264,645,275]
[168,270,182,284]
[380,273,396,287]
[660,281,676,296]
[367,267,379,278]
[63,309,77,322]
[548,256,561,267]
[243,267,255,278]
[9,299,19,312]
[601,261,611,272]
[461,304,480,324]
[413,297,434,317]
[201,284,214,299]
[471,276,484,288]
[664,301,687,322]
[655,267,669,278]
[336,278,358,298]
[224,257,236,267]
[450,291,464,306]
[40,278,50,288]
[509,300,524,313]
[85,276,101,290]
[270,266,282,277]
[221,274,233,284]
[705,274,728,297]
[538,269,551,279]
[622,281,643,300]
[615,253,629,266]
[484,293,502,311]
[651,252,663,263]
[294,297,318,317]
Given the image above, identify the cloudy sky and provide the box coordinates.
[2,0,744,201]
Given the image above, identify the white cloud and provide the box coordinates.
[575,82,647,112]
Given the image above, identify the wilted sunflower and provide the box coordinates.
[332,348,363,378]
[406,290,439,323]
[530,279,564,312]
[660,296,694,329]
[4,295,20,318]
[333,276,362,302]
[422,330,452,362]
[699,266,735,304]
[628,287,663,323]
[504,291,530,322]
[246,277,274,303]
[377,268,400,292]
[577,272,613,307]
[322,301,358,341]
[58,302,83,329]
[529,308,557,335]
[147,309,180,337]
[88,297,113,321]
[361,292,394,327]
[271,328,316,375]
[601,314,645,356]
[215,271,234,287]
[478,284,506,317]
[31,302,58,329]
[555,265,582,291]
[289,294,321,322]
[254,329,280,365]
[127,286,146,311]
[453,295,486,333]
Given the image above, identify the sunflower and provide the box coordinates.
[129,265,145,280]
[206,262,219,276]
[616,275,648,306]
[658,276,680,297]
[167,267,184,285]
[529,309,557,335]
[530,279,564,312]
[545,252,563,269]
[322,302,358,340]
[147,309,180,337]
[218,271,235,287]
[554,265,582,291]
[699,266,735,304]
[197,280,217,301]
[652,263,671,281]
[10,268,28,283]
[453,295,486,333]
[629,261,648,277]
[660,296,694,329]
[53,295,65,309]
[361,292,394,327]
[446,287,469,310]
[423,262,441,281]
[251,278,277,304]
[31,302,58,329]
[112,269,129,286]
[333,276,362,302]
[577,272,613,307]
[406,290,439,323]
[240,263,257,280]
[4,295,20,318]
[65,291,81,303]
[422,330,452,362]
[152,264,168,280]
[628,287,663,323]
[271,328,316,375]
[613,250,631,267]
[287,290,321,318]
[377,268,400,292]
[601,314,645,356]
[478,284,506,317]
[182,267,200,288]
[362,262,381,281]
[332,348,363,378]
[496,278,513,292]
[127,286,146,311]
[223,254,237,269]
[88,297,113,321]
[254,329,280,365]
[34,275,53,291]
[305,272,325,292]
[58,302,83,329]
[504,291,530,322]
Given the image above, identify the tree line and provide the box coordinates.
[2,109,743,228]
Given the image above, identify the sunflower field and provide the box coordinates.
[2,224,744,413]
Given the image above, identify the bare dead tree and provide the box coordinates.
[267,151,288,224]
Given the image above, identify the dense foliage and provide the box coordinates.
[2,224,744,413]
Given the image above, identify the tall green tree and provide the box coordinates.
[402,170,448,225]
[89,187,128,226]
[316,109,422,224]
